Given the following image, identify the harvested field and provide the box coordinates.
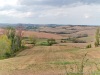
[0,46,100,75]
[23,31,63,39]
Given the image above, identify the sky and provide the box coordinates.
[0,0,100,25]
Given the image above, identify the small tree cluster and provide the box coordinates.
[61,39,66,43]
[6,26,23,53]
[29,35,37,46]
[95,42,99,47]
[67,37,86,43]
[86,44,92,48]
[95,28,100,47]
[47,38,56,46]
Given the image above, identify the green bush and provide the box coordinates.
[47,38,57,46]
[94,42,99,47]
[39,42,49,46]
[29,35,37,46]
[86,44,92,48]
[61,39,66,43]
[4,52,12,58]
[67,37,86,43]
[0,35,12,59]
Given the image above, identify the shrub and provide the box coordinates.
[40,42,49,46]
[67,37,86,43]
[47,38,56,46]
[4,52,12,58]
[29,35,37,46]
[61,39,66,43]
[71,38,86,43]
[74,34,88,38]
[86,44,92,48]
[94,42,99,47]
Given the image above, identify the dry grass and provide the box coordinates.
[0,45,100,75]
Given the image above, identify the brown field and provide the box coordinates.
[38,26,96,36]
[23,31,63,39]
[0,45,100,75]
[0,28,64,39]
[0,25,100,75]
[35,25,97,43]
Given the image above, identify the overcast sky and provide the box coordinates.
[0,0,100,25]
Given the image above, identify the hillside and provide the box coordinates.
[0,25,99,75]
[0,46,100,75]
[23,31,63,39]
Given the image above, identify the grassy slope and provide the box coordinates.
[0,46,100,75]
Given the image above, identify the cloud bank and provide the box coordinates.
[0,0,100,25]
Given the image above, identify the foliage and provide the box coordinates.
[4,52,12,58]
[94,42,99,47]
[67,37,86,43]
[86,44,92,48]
[7,28,17,52]
[0,35,11,58]
[95,28,100,47]
[47,38,56,46]
[29,35,37,46]
[75,34,88,38]
[61,38,68,43]
[6,27,24,53]
[39,42,49,46]
[26,26,38,30]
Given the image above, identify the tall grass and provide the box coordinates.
[64,52,90,75]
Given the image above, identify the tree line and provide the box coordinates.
[0,26,24,59]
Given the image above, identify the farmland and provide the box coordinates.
[0,25,99,75]
[0,46,100,75]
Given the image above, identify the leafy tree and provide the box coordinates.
[6,27,23,52]
[29,35,37,46]
[95,28,100,47]
[16,25,24,48]
[95,42,98,47]
[0,35,11,58]
[6,27,16,52]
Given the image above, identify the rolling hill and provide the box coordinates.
[0,46,100,75]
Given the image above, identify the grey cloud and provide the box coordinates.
[19,0,78,6]
[19,0,100,7]
[2,0,99,14]
[0,0,100,24]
